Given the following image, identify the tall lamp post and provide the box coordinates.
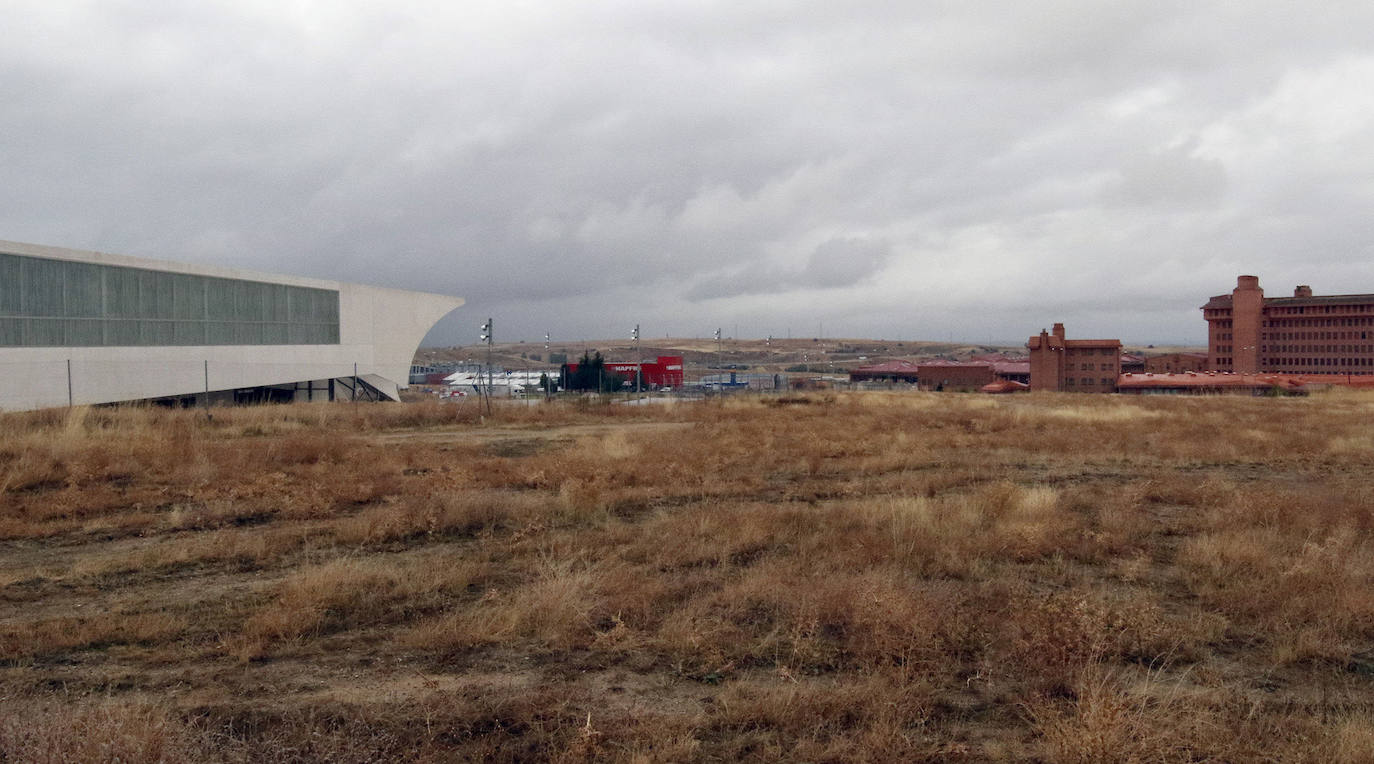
[714,327,722,379]
[544,333,551,399]
[632,324,641,393]
[480,318,493,414]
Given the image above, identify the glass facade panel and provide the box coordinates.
[0,250,340,348]
[0,255,21,314]
[206,320,236,345]
[262,323,289,344]
[24,318,63,345]
[142,320,175,345]
[21,258,63,317]
[106,268,142,317]
[172,274,203,320]
[0,317,20,345]
[206,278,238,320]
[145,271,175,319]
[265,284,288,322]
[174,320,206,345]
[105,319,142,346]
[232,321,261,345]
[64,319,104,346]
[65,263,104,317]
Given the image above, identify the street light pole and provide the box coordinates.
[480,318,493,414]
[632,324,641,394]
[715,327,722,374]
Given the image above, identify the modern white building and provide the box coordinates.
[0,239,463,411]
[444,369,550,397]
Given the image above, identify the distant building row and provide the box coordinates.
[1028,275,1374,394]
[848,357,1029,390]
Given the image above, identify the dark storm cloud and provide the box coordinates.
[4,1,1374,346]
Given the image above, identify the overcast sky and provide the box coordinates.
[5,1,1374,347]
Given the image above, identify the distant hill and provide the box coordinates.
[415,337,1052,374]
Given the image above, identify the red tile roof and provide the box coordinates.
[851,360,920,373]
[1117,372,1306,391]
[980,380,1029,394]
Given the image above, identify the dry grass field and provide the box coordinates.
[3,391,1374,761]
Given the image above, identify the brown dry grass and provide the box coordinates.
[3,390,1374,760]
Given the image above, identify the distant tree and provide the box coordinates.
[562,351,624,392]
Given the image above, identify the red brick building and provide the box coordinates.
[917,360,994,391]
[1203,276,1374,375]
[1143,352,1208,374]
[848,360,920,383]
[1026,323,1122,392]
[914,360,1030,391]
[1117,372,1308,396]
[1120,353,1146,373]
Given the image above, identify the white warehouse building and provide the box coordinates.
[0,240,463,411]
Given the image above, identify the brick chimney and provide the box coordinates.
[1294,285,1312,298]
[1052,322,1065,339]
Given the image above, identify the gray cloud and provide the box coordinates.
[4,1,1374,346]
[1105,142,1227,208]
[686,236,892,300]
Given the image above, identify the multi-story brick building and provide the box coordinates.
[1026,323,1122,392]
[1202,276,1374,375]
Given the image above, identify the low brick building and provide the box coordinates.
[1143,352,1208,374]
[1027,323,1122,392]
[1117,372,1308,396]
[848,360,920,383]
[917,360,995,391]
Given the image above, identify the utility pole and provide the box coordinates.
[632,324,641,394]
[544,332,551,399]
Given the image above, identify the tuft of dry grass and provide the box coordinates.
[0,611,186,664]
[0,701,210,763]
